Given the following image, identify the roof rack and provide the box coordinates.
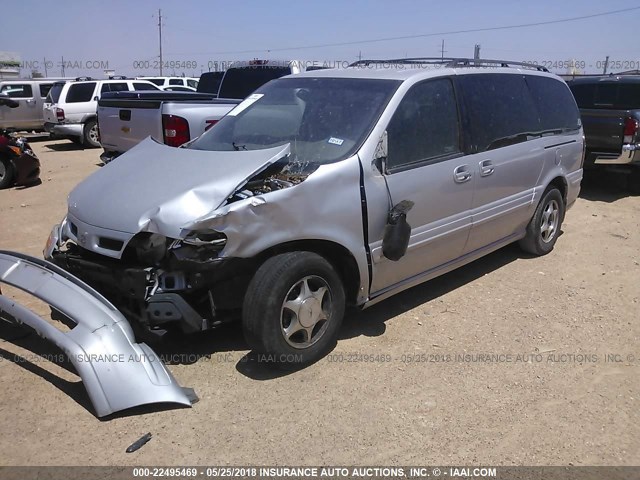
[349,57,549,72]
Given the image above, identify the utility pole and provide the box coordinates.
[440,40,447,60]
[61,56,65,77]
[474,44,481,63]
[602,55,609,74]
[158,9,163,75]
[43,57,48,77]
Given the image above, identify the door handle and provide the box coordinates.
[453,165,472,183]
[25,99,35,104]
[480,160,494,177]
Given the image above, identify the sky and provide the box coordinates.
[1,0,639,78]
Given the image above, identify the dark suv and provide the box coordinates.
[568,75,640,191]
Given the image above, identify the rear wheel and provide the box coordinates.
[242,252,345,369]
[83,120,100,148]
[0,157,15,189]
[519,187,565,256]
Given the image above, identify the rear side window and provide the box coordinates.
[39,83,53,98]
[146,78,164,86]
[66,82,97,103]
[387,78,461,170]
[0,84,33,98]
[169,78,183,85]
[101,82,128,93]
[526,76,580,131]
[459,73,539,152]
[133,82,158,91]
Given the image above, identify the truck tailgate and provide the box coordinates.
[580,108,627,153]
[98,100,163,153]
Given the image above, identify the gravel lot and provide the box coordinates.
[0,138,638,466]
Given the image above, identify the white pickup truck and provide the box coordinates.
[97,60,308,163]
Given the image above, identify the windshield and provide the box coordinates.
[189,77,400,164]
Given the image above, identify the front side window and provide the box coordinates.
[169,79,183,85]
[459,73,540,152]
[66,82,97,103]
[0,84,33,98]
[386,78,461,170]
[190,77,400,165]
[187,79,198,88]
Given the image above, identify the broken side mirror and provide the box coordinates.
[373,130,388,174]
[382,200,414,261]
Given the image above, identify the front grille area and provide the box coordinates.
[98,237,125,251]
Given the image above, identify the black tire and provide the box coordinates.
[82,120,100,148]
[0,157,15,189]
[519,187,565,256]
[242,252,345,369]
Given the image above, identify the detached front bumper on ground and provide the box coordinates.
[0,251,197,418]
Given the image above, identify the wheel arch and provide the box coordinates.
[547,175,568,206]
[254,240,361,306]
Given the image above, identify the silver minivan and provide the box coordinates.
[44,59,584,367]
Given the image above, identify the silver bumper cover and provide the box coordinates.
[0,251,196,417]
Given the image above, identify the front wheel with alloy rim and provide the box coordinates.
[83,120,100,148]
[519,187,565,256]
[242,252,346,369]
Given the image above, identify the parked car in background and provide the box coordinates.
[97,60,306,162]
[160,85,197,92]
[136,76,199,89]
[43,77,160,147]
[0,95,41,188]
[0,78,70,131]
[46,59,583,367]
[567,75,640,192]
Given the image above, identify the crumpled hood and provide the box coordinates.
[68,137,289,237]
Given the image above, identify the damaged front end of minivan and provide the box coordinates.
[44,137,362,340]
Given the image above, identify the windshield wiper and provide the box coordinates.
[232,142,247,151]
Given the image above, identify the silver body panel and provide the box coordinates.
[0,251,194,417]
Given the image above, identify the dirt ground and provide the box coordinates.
[0,138,638,467]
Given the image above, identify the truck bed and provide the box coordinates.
[97,91,239,157]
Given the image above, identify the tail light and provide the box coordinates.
[623,117,638,144]
[162,114,190,147]
[56,108,65,121]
